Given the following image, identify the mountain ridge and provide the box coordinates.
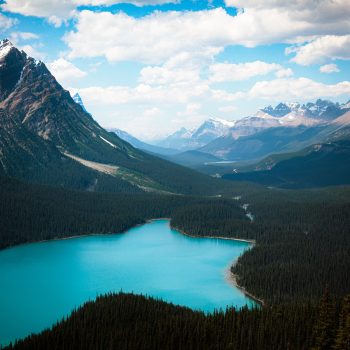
[0,40,226,195]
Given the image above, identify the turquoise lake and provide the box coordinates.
[0,219,255,346]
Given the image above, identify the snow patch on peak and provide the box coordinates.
[254,110,279,120]
[209,117,236,128]
[0,39,14,60]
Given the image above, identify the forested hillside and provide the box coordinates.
[223,140,350,188]
[6,291,350,350]
[1,175,350,306]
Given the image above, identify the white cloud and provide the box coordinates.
[248,78,350,101]
[1,0,178,26]
[64,9,232,64]
[19,45,46,60]
[218,105,237,113]
[275,68,293,78]
[2,0,77,27]
[225,0,350,25]
[320,63,340,73]
[70,75,350,138]
[0,13,17,31]
[209,61,285,82]
[287,35,350,65]
[83,0,178,6]
[144,107,161,117]
[47,58,87,86]
[9,32,39,42]
[63,4,350,65]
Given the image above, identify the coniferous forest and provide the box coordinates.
[5,291,350,350]
[1,173,350,349]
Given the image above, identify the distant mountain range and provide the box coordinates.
[153,99,349,159]
[110,129,179,156]
[201,100,350,161]
[0,39,223,196]
[156,118,235,151]
[223,120,350,188]
[125,98,347,179]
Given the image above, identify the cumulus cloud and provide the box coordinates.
[248,78,350,101]
[63,4,350,65]
[225,0,350,25]
[9,32,39,42]
[287,35,350,65]
[19,45,46,60]
[2,0,77,27]
[1,0,178,26]
[0,13,17,31]
[218,105,237,113]
[320,63,340,73]
[47,58,87,86]
[275,68,294,78]
[209,61,288,82]
[83,0,178,5]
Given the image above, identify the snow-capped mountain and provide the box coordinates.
[262,99,348,121]
[158,100,349,152]
[157,118,235,150]
[200,100,350,161]
[72,93,88,113]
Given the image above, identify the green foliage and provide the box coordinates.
[333,295,350,350]
[311,288,336,350]
[223,140,350,189]
[5,292,317,350]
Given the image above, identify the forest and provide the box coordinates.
[1,174,350,348]
[5,291,350,350]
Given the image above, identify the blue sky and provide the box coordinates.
[0,0,349,140]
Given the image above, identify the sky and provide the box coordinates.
[0,0,350,140]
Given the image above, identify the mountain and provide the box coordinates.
[0,39,225,195]
[72,92,88,113]
[222,112,350,188]
[157,118,235,151]
[110,128,179,156]
[201,100,349,161]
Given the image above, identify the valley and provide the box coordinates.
[0,29,349,350]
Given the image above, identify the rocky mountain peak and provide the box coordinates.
[0,39,15,59]
[72,92,88,113]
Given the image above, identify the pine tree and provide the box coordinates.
[333,294,350,350]
[311,288,336,350]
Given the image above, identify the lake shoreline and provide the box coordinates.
[170,224,263,306]
[228,266,265,306]
[2,217,262,307]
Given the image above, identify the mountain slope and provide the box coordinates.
[222,112,350,188]
[201,100,349,161]
[202,125,330,161]
[223,138,350,188]
[0,40,226,195]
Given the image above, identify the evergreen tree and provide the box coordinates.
[333,294,350,350]
[312,288,336,350]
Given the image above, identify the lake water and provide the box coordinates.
[0,219,254,346]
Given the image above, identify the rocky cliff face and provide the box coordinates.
[0,40,218,195]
